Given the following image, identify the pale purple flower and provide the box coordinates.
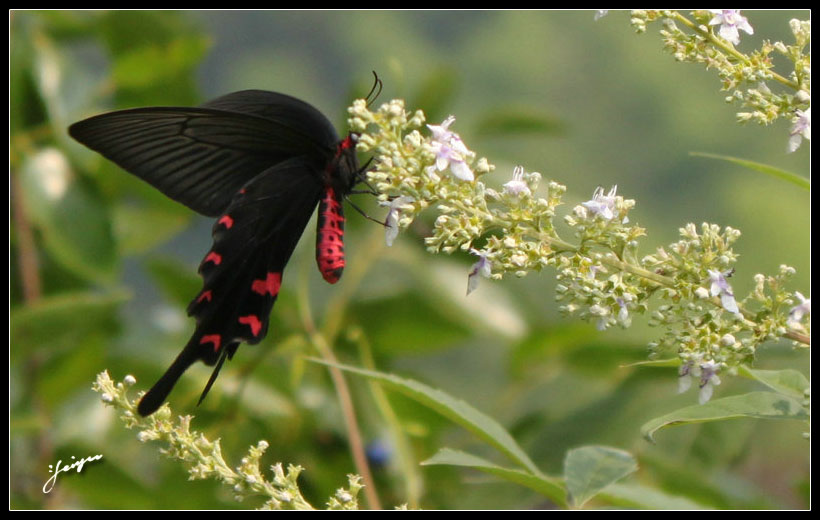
[427,115,458,142]
[697,360,722,404]
[616,297,630,325]
[678,360,721,403]
[466,249,492,295]
[678,362,694,394]
[589,304,610,331]
[582,185,619,220]
[709,10,754,45]
[502,165,531,197]
[381,196,414,247]
[427,116,474,181]
[788,107,810,153]
[708,269,740,314]
[788,291,810,328]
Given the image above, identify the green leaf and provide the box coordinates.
[352,292,471,354]
[422,448,566,506]
[144,255,202,308]
[310,361,542,476]
[10,290,129,356]
[738,366,809,400]
[113,205,190,255]
[598,482,708,510]
[641,391,809,442]
[564,445,638,508]
[411,67,460,124]
[111,36,210,89]
[19,149,118,283]
[476,108,567,137]
[690,152,810,190]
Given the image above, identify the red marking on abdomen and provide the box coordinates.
[218,215,234,229]
[197,290,213,303]
[204,251,222,265]
[200,334,222,352]
[238,315,263,336]
[316,188,345,284]
[251,272,282,296]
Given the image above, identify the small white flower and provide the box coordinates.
[503,165,531,197]
[788,107,810,153]
[709,10,754,45]
[510,254,528,267]
[720,333,736,347]
[708,269,740,314]
[123,374,137,386]
[698,360,722,404]
[466,249,492,295]
[137,431,154,442]
[582,185,619,220]
[427,116,475,181]
[381,196,414,247]
[787,291,810,328]
[594,10,609,21]
[694,287,710,299]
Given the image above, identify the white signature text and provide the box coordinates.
[43,454,104,493]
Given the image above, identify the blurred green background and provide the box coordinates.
[10,10,809,509]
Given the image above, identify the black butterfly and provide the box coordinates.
[69,90,365,416]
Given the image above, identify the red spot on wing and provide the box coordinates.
[251,272,282,296]
[204,251,222,265]
[238,315,263,337]
[197,290,213,303]
[200,334,222,352]
[218,215,234,229]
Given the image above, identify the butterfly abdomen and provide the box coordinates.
[316,186,346,284]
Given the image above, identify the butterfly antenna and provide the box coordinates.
[344,196,388,227]
[365,71,383,107]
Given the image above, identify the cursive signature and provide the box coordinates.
[43,454,104,493]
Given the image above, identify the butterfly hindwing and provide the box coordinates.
[137,158,324,416]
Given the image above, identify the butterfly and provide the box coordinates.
[69,89,368,416]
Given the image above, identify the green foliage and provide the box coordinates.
[10,10,809,510]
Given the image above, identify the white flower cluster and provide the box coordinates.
[349,96,809,404]
[91,371,365,510]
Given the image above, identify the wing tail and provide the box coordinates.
[137,336,202,416]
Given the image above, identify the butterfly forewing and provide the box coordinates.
[68,91,340,217]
